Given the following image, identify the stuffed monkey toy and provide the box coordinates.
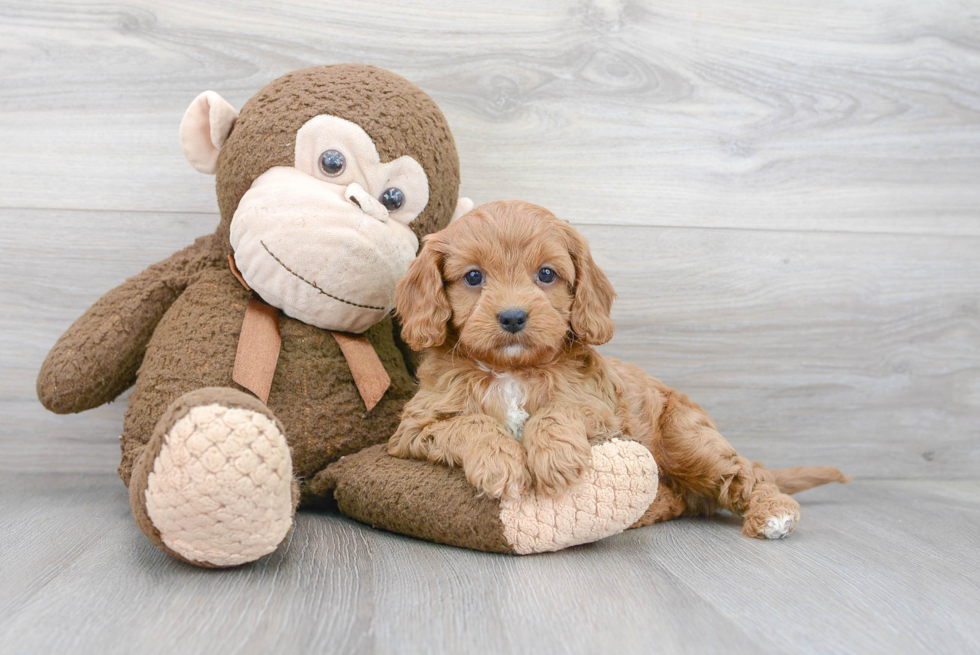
[37,65,659,566]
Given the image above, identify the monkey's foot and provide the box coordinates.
[499,438,658,554]
[129,388,298,567]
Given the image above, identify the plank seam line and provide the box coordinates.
[2,206,979,240]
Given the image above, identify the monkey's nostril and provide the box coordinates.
[345,182,388,222]
[497,309,528,334]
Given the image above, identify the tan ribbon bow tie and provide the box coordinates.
[228,255,391,410]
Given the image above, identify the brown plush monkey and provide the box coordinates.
[38,65,657,565]
[36,65,467,566]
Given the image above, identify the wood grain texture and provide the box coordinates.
[0,208,212,473]
[1,474,978,654]
[3,208,977,478]
[587,224,980,479]
[1,1,979,234]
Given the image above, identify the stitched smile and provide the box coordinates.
[260,240,386,312]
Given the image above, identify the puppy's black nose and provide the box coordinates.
[498,308,528,334]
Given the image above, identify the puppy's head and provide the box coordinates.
[396,200,615,367]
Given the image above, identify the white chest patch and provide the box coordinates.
[487,371,529,440]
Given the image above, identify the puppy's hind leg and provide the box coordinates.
[726,459,801,539]
[629,481,688,528]
[653,393,800,539]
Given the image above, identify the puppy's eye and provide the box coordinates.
[537,267,557,284]
[319,150,346,177]
[380,187,405,211]
[463,270,484,287]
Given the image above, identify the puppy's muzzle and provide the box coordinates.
[497,308,528,334]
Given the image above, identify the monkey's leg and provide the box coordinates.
[652,395,800,539]
[127,387,299,567]
[310,437,658,554]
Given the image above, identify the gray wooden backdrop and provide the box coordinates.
[1,0,978,480]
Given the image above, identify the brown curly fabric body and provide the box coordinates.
[117,249,416,499]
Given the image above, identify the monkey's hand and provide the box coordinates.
[37,236,214,414]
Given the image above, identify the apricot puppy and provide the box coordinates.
[388,200,849,539]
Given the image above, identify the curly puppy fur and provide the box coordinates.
[388,200,850,538]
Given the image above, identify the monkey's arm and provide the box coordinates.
[37,235,217,414]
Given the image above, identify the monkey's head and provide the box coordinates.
[179,64,467,334]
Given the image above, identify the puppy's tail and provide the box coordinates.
[770,466,853,495]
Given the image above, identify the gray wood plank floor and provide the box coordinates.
[1,474,978,655]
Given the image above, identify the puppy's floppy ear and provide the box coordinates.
[564,223,616,345]
[396,236,452,351]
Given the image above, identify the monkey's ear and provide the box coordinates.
[179,91,239,175]
[450,197,475,224]
[396,237,452,351]
[564,223,616,346]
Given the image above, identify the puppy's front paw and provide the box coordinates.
[462,438,531,501]
[524,425,591,498]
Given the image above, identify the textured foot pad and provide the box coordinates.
[500,438,658,554]
[144,404,294,567]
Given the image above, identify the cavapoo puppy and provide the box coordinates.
[388,200,849,538]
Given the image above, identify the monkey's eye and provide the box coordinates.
[380,187,405,211]
[463,270,484,287]
[319,149,346,177]
[537,267,557,284]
